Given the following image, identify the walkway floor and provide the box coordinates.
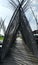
[1,37,38,65]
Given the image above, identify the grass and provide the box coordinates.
[0,36,4,40]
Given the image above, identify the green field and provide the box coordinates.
[0,36,4,40]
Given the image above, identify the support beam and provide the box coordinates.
[0,7,20,62]
[20,9,38,57]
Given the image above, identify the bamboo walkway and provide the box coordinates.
[1,38,38,65]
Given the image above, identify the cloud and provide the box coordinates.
[0,4,14,35]
[32,0,36,4]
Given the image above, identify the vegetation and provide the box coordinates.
[0,36,4,40]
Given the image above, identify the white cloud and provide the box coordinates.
[32,0,36,4]
[0,5,14,35]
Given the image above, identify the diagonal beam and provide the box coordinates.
[10,0,17,6]
[1,17,6,28]
[0,5,20,61]
[6,0,24,34]
[9,0,17,8]
[20,0,24,7]
[23,0,30,11]
[6,6,20,34]
[30,7,37,24]
[20,8,38,57]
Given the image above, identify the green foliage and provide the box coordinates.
[0,36,4,40]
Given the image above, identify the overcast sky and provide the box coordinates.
[25,0,38,31]
[0,0,38,35]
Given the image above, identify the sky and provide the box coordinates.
[0,0,15,35]
[0,0,38,35]
[25,0,38,31]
